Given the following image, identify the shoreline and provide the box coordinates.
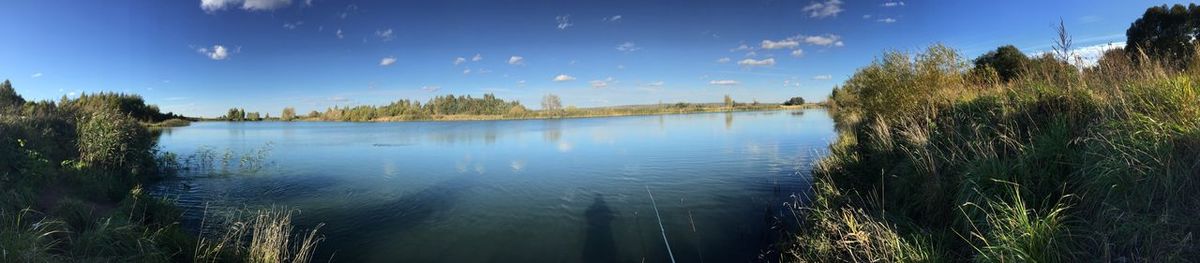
[192,104,825,124]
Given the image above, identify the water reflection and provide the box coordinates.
[725,112,733,130]
[582,195,617,263]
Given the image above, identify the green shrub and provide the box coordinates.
[76,108,154,170]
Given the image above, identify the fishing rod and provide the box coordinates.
[646,186,677,263]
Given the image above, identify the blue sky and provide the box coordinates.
[0,0,1161,117]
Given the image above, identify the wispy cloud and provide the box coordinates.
[553,74,576,82]
[328,96,351,103]
[379,57,397,66]
[761,39,800,49]
[882,1,904,7]
[731,44,754,52]
[791,49,805,57]
[812,74,832,80]
[31,73,42,78]
[709,80,740,86]
[802,0,844,18]
[590,78,610,88]
[375,28,394,41]
[282,21,303,30]
[201,0,292,13]
[716,57,732,63]
[615,42,641,52]
[738,58,776,67]
[602,15,622,22]
[421,86,441,92]
[802,34,844,47]
[472,53,483,62]
[508,56,525,65]
[335,29,344,39]
[556,15,573,30]
[644,81,665,87]
[454,57,466,65]
[877,18,897,23]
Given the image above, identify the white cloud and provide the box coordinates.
[761,39,800,49]
[31,73,42,78]
[803,34,844,47]
[421,86,441,92]
[197,45,231,60]
[812,74,833,80]
[616,42,641,52]
[375,28,394,41]
[791,49,805,57]
[862,14,873,19]
[201,0,292,13]
[717,57,732,63]
[738,58,776,67]
[556,15,573,30]
[379,57,397,66]
[508,56,525,65]
[472,53,483,62]
[644,81,665,87]
[877,18,897,23]
[454,57,466,65]
[602,15,622,22]
[882,1,904,7]
[1069,42,1127,67]
[463,68,472,74]
[553,74,576,82]
[709,80,739,86]
[802,0,844,18]
[336,29,344,39]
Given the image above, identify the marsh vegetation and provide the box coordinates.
[784,5,1200,262]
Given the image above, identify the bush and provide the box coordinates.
[76,108,154,170]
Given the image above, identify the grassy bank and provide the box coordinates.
[0,81,322,262]
[784,39,1199,262]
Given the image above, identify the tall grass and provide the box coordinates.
[194,207,325,263]
[787,42,1200,262]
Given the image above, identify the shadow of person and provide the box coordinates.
[583,195,618,263]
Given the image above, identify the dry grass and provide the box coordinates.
[194,207,324,263]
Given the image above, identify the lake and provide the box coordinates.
[150,109,835,262]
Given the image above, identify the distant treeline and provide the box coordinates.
[223,93,525,122]
[223,93,805,122]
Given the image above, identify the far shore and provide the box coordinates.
[189,103,826,123]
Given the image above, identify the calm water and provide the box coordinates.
[150,109,835,262]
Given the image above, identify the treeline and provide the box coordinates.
[225,93,526,122]
[224,93,795,123]
[312,93,525,121]
[790,4,1200,262]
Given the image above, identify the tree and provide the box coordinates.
[281,107,297,121]
[0,80,25,111]
[782,97,806,106]
[723,95,734,108]
[1126,4,1199,67]
[973,45,1030,82]
[541,94,562,111]
[226,108,241,121]
[246,112,261,121]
